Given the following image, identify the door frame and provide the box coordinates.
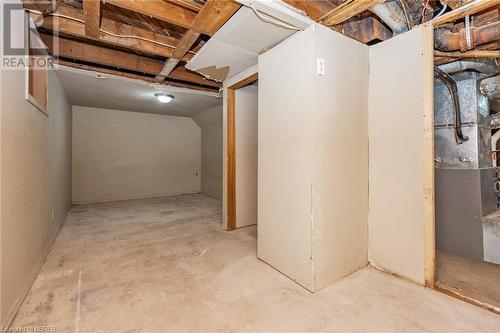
[226,72,258,230]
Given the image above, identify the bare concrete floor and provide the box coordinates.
[12,194,500,332]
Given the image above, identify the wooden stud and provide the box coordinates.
[82,0,100,38]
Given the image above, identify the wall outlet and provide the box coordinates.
[317,58,325,76]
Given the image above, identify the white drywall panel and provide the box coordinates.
[194,106,223,200]
[235,85,258,228]
[368,26,434,285]
[312,25,369,290]
[186,6,297,81]
[72,106,201,203]
[1,3,73,325]
[258,27,316,291]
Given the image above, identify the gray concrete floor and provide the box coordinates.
[11,194,500,332]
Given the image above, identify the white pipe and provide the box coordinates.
[492,130,500,167]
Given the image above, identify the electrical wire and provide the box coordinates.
[25,9,197,55]
[248,3,302,31]
[398,0,413,30]
[434,2,448,19]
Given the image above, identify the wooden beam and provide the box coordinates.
[282,0,341,20]
[32,5,194,60]
[104,0,197,29]
[55,60,219,92]
[40,34,220,87]
[431,0,500,26]
[155,58,180,83]
[320,0,384,26]
[191,0,241,36]
[154,0,240,82]
[82,0,100,38]
[165,0,203,12]
[155,30,200,82]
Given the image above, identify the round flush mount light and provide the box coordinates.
[155,93,174,104]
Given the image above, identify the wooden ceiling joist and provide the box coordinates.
[40,33,220,88]
[82,0,100,38]
[154,0,240,82]
[165,0,203,12]
[320,0,384,26]
[431,0,500,26]
[104,0,198,30]
[32,5,193,61]
[56,60,217,93]
[190,0,241,36]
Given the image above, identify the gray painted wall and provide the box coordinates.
[72,106,201,203]
[0,66,73,325]
[193,106,223,200]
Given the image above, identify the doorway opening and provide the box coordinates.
[433,61,500,314]
[226,73,258,230]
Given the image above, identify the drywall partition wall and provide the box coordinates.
[235,85,258,228]
[73,106,201,203]
[368,25,434,285]
[193,105,223,200]
[312,25,369,289]
[222,64,258,229]
[1,66,72,326]
[258,24,369,291]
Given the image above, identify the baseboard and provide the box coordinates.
[72,191,202,205]
[2,219,64,328]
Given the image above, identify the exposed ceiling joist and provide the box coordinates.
[320,0,384,26]
[32,5,192,60]
[190,0,241,36]
[40,33,220,88]
[431,0,500,26]
[55,60,217,93]
[83,0,100,38]
[104,0,198,30]
[165,0,203,12]
[155,0,240,82]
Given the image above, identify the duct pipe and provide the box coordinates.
[434,66,469,144]
[492,130,500,166]
[434,21,500,52]
[438,60,499,75]
[370,1,408,34]
[481,75,500,99]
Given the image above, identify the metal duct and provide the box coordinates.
[370,0,408,34]
[481,75,500,99]
[438,60,499,75]
[434,66,469,144]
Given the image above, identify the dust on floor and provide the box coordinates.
[11,194,500,332]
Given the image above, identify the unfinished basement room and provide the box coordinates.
[1,0,500,331]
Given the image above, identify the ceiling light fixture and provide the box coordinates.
[155,93,174,104]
